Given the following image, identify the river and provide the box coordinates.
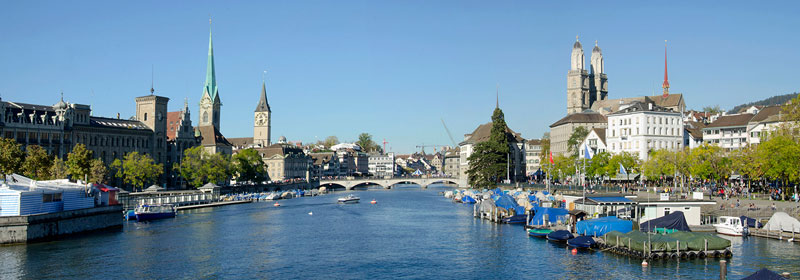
[1,186,799,279]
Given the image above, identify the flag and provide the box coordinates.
[583,144,593,160]
[619,163,627,175]
[549,151,554,164]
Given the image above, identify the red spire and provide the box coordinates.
[662,41,670,97]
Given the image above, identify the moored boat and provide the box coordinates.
[567,236,597,248]
[527,228,553,238]
[546,230,574,242]
[713,216,745,236]
[338,194,360,204]
[135,204,176,221]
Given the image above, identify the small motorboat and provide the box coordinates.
[527,228,553,238]
[567,236,597,248]
[135,204,176,221]
[264,192,281,200]
[501,214,528,224]
[338,194,360,204]
[546,230,574,242]
[713,216,746,236]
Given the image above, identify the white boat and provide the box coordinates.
[338,194,360,204]
[264,192,281,200]
[713,216,746,236]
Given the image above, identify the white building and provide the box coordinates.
[684,122,705,149]
[702,113,753,151]
[368,152,396,178]
[579,128,607,159]
[606,102,683,161]
[636,198,716,226]
[524,139,542,176]
[746,106,783,146]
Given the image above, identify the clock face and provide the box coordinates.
[256,113,266,126]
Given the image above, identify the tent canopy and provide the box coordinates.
[763,212,800,233]
[640,211,691,232]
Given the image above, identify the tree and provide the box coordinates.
[356,133,378,152]
[89,158,107,184]
[703,105,723,115]
[730,145,764,189]
[688,144,730,182]
[66,144,93,181]
[0,138,24,180]
[608,152,641,179]
[538,134,551,168]
[116,152,163,191]
[466,107,510,187]
[642,149,674,184]
[232,148,268,184]
[759,132,800,192]
[50,157,68,179]
[22,145,52,180]
[551,153,576,180]
[567,126,589,158]
[586,151,610,179]
[176,146,232,188]
[323,136,339,148]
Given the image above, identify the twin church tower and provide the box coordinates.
[197,23,272,148]
[567,37,608,114]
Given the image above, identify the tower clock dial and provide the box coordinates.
[256,113,267,126]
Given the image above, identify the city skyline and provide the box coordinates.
[2,1,799,153]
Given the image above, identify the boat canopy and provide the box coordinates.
[763,212,800,233]
[575,216,633,237]
[529,206,569,226]
[739,215,763,228]
[741,268,788,280]
[547,230,574,241]
[567,236,596,247]
[640,211,691,232]
[462,195,476,204]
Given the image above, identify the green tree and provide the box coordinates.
[50,157,68,179]
[89,158,107,184]
[703,105,723,115]
[586,151,610,179]
[0,138,24,180]
[109,158,123,186]
[538,133,551,168]
[567,126,589,158]
[608,152,641,179]
[730,145,764,189]
[759,132,800,191]
[642,149,674,184]
[688,144,730,182]
[356,133,379,152]
[465,107,510,188]
[66,144,93,181]
[552,153,576,180]
[176,146,232,188]
[116,152,163,191]
[204,153,232,185]
[323,136,339,148]
[232,148,268,184]
[22,145,52,180]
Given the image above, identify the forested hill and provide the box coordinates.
[728,93,798,113]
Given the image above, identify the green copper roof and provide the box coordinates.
[204,29,218,101]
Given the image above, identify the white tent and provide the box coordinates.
[764,212,800,233]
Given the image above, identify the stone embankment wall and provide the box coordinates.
[0,205,122,244]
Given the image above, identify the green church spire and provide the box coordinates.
[204,24,218,101]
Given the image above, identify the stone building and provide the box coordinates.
[443,147,460,177]
[567,38,608,115]
[549,112,607,156]
[195,26,232,156]
[253,82,272,147]
[258,136,311,181]
[166,100,200,187]
[310,152,339,179]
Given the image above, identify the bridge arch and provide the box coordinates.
[350,182,385,190]
[424,180,458,188]
[319,183,347,191]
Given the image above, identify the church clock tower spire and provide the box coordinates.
[199,18,222,131]
[254,81,272,147]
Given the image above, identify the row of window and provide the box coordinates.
[611,126,681,137]
[611,140,681,151]
[611,116,680,127]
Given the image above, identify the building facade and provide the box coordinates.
[195,26,232,156]
[368,152,396,178]
[702,113,753,151]
[443,147,460,177]
[567,38,608,115]
[254,82,271,147]
[259,137,311,181]
[606,102,683,161]
[549,112,608,156]
[524,139,542,176]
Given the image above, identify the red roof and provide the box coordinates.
[166,111,183,141]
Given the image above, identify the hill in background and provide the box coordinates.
[728,92,798,114]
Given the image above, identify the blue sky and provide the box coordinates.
[1,1,798,153]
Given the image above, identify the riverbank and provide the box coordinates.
[0,205,122,245]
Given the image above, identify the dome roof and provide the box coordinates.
[278,136,287,143]
[573,41,582,49]
[592,45,602,53]
[54,99,67,110]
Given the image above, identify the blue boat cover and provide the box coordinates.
[547,230,574,241]
[462,195,476,204]
[640,211,692,232]
[740,215,763,228]
[494,194,524,215]
[741,268,787,280]
[575,216,633,237]
[529,206,569,226]
[567,236,596,248]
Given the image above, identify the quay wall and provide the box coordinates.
[0,205,122,244]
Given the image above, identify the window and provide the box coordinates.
[203,112,209,123]
[144,113,148,121]
[664,207,671,216]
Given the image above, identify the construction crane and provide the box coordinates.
[441,118,458,147]
[382,138,389,154]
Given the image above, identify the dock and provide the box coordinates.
[748,228,800,242]
[177,200,253,210]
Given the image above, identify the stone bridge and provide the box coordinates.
[316,177,459,190]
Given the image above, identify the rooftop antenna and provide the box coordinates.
[150,65,155,95]
[495,83,499,108]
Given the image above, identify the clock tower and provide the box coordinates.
[199,25,222,131]
[254,82,271,147]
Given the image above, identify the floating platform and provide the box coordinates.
[596,236,733,260]
[748,228,800,242]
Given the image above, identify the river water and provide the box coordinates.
[1,186,799,279]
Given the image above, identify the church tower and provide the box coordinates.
[567,36,590,114]
[199,24,222,131]
[589,41,608,104]
[254,82,271,147]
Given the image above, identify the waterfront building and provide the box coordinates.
[746,105,784,146]
[368,152,396,178]
[635,197,716,226]
[166,99,200,186]
[258,136,311,181]
[458,121,526,182]
[524,139,542,176]
[0,174,95,216]
[310,152,339,179]
[702,113,753,151]
[606,101,683,161]
[195,26,232,156]
[578,128,606,159]
[443,147,460,177]
[549,112,607,156]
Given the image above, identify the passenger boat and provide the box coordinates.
[338,194,360,204]
[135,204,177,221]
[713,216,746,236]
[527,228,553,238]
